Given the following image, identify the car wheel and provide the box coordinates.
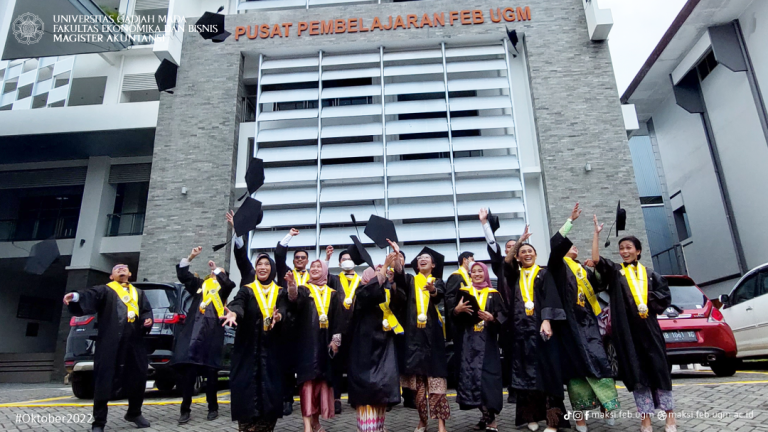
[710,359,737,377]
[155,377,176,392]
[605,340,620,379]
[71,372,94,399]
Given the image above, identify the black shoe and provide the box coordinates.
[283,401,293,416]
[178,411,191,424]
[124,414,150,428]
[507,391,516,404]
[334,399,342,415]
[92,427,104,432]
[207,410,218,421]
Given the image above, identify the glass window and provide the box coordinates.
[668,284,706,310]
[730,275,758,306]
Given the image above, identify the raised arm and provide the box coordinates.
[548,202,581,268]
[64,285,108,317]
[591,214,603,265]
[227,210,256,285]
[274,228,299,282]
[177,246,203,295]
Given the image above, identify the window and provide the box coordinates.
[673,206,691,241]
[696,50,718,81]
[730,274,757,306]
[758,271,768,299]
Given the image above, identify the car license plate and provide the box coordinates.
[663,330,697,343]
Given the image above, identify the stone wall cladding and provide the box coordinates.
[138,0,646,280]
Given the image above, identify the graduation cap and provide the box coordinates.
[505,27,520,57]
[213,197,264,251]
[154,59,178,93]
[238,157,265,201]
[456,289,483,325]
[410,247,445,279]
[196,7,231,42]
[364,215,398,249]
[24,237,60,275]
[487,208,500,234]
[348,235,374,269]
[604,201,627,247]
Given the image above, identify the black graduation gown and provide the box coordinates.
[444,271,469,343]
[454,287,507,414]
[227,284,288,423]
[548,233,613,382]
[327,272,361,336]
[170,266,236,369]
[67,285,153,402]
[503,259,565,398]
[595,257,672,392]
[488,244,513,305]
[346,279,404,408]
[290,284,343,385]
[393,271,448,378]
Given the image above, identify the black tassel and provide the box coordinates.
[212,241,229,252]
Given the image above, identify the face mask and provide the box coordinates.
[340,260,355,271]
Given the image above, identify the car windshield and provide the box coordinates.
[143,288,175,310]
[668,282,707,310]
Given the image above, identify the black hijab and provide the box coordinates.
[253,253,277,284]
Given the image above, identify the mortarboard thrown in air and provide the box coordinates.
[238,157,265,201]
[25,237,60,275]
[615,200,626,236]
[364,215,398,249]
[213,197,264,252]
[487,208,500,234]
[196,7,231,42]
[348,235,374,269]
[410,246,445,279]
[154,59,178,93]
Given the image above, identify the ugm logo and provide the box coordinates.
[13,12,44,45]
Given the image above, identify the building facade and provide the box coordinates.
[0,0,638,381]
[624,0,768,297]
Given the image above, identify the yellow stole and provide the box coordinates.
[293,269,309,286]
[308,284,333,328]
[339,272,361,310]
[380,289,404,334]
[414,274,445,337]
[452,267,471,286]
[622,263,649,318]
[199,278,225,318]
[460,285,498,331]
[248,280,280,331]
[107,281,139,322]
[564,258,601,316]
[519,264,540,316]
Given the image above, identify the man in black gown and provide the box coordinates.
[63,264,153,432]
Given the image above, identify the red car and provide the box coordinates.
[600,275,738,377]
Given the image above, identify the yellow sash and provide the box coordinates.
[380,289,404,334]
[461,285,499,331]
[414,274,445,337]
[308,284,333,328]
[564,258,601,316]
[622,263,648,318]
[107,281,139,322]
[452,267,471,286]
[293,269,309,286]
[519,265,540,316]
[248,281,280,331]
[199,278,226,318]
[339,272,361,310]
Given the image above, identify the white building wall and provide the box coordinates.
[740,0,768,114]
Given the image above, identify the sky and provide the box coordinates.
[600,0,687,95]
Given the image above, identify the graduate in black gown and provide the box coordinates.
[591,215,675,432]
[503,226,570,432]
[347,254,404,432]
[453,261,507,432]
[171,246,236,424]
[221,252,287,432]
[63,264,153,432]
[389,240,450,432]
[285,259,343,432]
[548,204,619,432]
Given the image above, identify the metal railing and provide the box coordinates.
[0,216,78,241]
[106,213,145,237]
[652,244,687,275]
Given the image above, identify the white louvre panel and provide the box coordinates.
[321,122,382,138]
[450,96,511,112]
[397,221,456,242]
[108,164,152,183]
[53,57,74,75]
[18,70,36,87]
[35,79,52,96]
[386,118,447,135]
[261,72,319,85]
[400,243,457,262]
[454,156,519,172]
[260,207,317,228]
[387,159,451,177]
[255,187,317,205]
[383,50,442,61]
[322,104,381,118]
[389,201,455,220]
[388,138,449,156]
[259,108,318,121]
[452,136,516,152]
[0,167,87,189]
[134,0,169,10]
[383,64,443,77]
[459,218,526,238]
[258,126,317,142]
[455,177,522,195]
[264,165,317,183]
[48,85,70,104]
[320,162,383,180]
[320,226,376,245]
[456,198,524,216]
[388,180,453,199]
[260,88,318,103]
[322,68,379,81]
[257,145,317,162]
[261,57,318,70]
[321,142,382,159]
[322,85,380,99]
[320,205,379,224]
[251,229,317,248]
[385,81,444,96]
[448,78,509,92]
[445,46,505,58]
[385,99,446,115]
[321,184,385,203]
[451,115,514,131]
[458,242,492,261]
[239,0,305,11]
[447,60,507,73]
[122,73,156,91]
[323,53,380,66]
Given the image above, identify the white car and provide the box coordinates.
[719,263,768,358]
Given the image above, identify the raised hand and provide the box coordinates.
[519,224,532,244]
[386,239,400,254]
[570,202,582,222]
[225,210,235,228]
[284,271,296,289]
[208,260,216,271]
[479,208,488,224]
[189,246,203,261]
[63,292,75,305]
[583,259,596,268]
[289,228,300,237]
[478,310,495,322]
[325,245,334,262]
[221,307,237,327]
[593,215,604,234]
[453,297,473,315]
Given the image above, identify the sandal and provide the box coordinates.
[474,421,487,430]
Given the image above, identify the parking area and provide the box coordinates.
[1,368,767,431]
